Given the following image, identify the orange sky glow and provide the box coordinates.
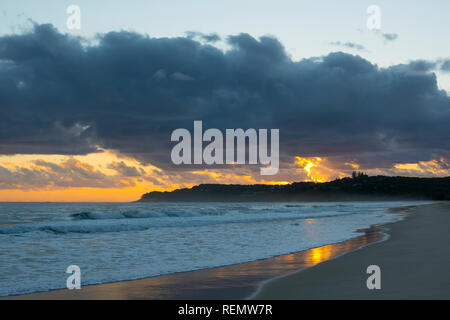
[0,150,448,202]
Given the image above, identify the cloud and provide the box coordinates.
[440,59,450,72]
[0,24,449,178]
[0,158,135,189]
[390,157,450,177]
[329,41,366,51]
[185,31,221,43]
[170,71,194,81]
[407,59,438,72]
[107,161,143,177]
[381,33,398,42]
[397,58,450,74]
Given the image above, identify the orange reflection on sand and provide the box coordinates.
[306,245,334,266]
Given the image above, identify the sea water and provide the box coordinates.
[0,201,429,296]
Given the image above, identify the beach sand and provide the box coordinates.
[252,202,450,299]
[5,202,448,300]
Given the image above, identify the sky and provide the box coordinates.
[0,1,449,201]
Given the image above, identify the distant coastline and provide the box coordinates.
[139,175,450,202]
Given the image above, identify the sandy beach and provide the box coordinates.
[252,202,450,299]
[4,202,448,300]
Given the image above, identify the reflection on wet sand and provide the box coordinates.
[10,225,384,300]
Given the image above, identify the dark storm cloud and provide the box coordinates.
[407,59,438,72]
[0,24,449,171]
[396,58,450,74]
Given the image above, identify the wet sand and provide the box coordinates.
[252,202,450,299]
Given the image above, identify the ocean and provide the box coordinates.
[0,201,429,296]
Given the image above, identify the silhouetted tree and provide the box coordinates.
[352,171,368,179]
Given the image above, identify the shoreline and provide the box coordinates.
[252,202,450,299]
[246,206,409,299]
[3,205,409,300]
[3,203,421,300]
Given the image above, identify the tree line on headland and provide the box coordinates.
[139,174,450,202]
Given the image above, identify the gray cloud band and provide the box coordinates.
[0,24,449,172]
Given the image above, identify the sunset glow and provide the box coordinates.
[1,151,449,202]
[295,157,331,183]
